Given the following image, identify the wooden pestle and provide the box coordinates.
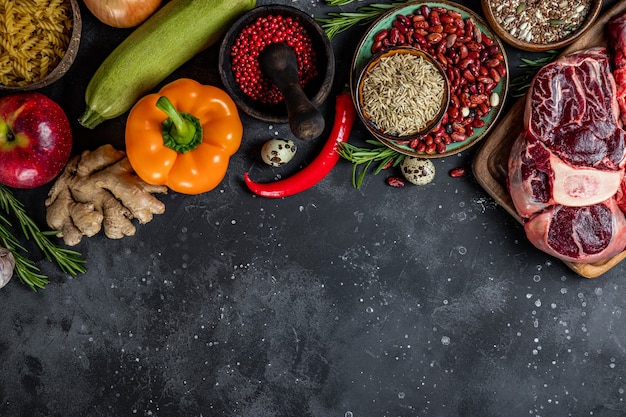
[258,42,325,141]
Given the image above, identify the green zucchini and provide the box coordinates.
[79,0,256,129]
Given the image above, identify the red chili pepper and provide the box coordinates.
[244,91,356,198]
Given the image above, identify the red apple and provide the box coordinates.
[0,92,72,188]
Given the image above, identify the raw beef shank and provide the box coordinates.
[507,47,626,264]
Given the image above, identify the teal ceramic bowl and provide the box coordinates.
[350,1,510,158]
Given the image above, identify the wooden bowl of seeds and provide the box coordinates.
[354,46,450,147]
[481,0,602,52]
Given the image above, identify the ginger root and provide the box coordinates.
[45,144,168,246]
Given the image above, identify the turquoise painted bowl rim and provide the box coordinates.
[349,0,510,158]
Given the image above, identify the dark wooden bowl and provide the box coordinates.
[0,0,82,91]
[218,5,335,123]
[481,0,602,52]
[354,46,450,145]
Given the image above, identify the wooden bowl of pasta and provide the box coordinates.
[0,0,82,91]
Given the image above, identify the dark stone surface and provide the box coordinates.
[1,1,625,416]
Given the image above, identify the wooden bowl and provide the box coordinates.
[0,0,82,91]
[354,46,450,145]
[218,5,335,124]
[481,0,603,52]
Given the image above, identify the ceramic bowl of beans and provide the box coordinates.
[218,5,335,124]
[481,0,603,52]
[0,0,81,91]
[355,46,450,146]
[350,1,509,158]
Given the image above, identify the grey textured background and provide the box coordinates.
[2,0,625,416]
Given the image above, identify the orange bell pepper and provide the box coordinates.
[125,78,243,195]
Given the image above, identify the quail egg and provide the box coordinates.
[400,157,435,185]
[261,139,297,167]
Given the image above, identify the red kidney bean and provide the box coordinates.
[451,132,466,142]
[431,24,444,34]
[430,10,440,25]
[473,26,482,43]
[472,118,486,128]
[449,167,467,177]
[484,58,501,68]
[452,122,465,134]
[374,30,388,43]
[426,32,443,44]
[462,69,475,83]
[459,44,469,59]
[389,27,400,44]
[446,33,457,47]
[443,23,457,34]
[414,19,429,30]
[368,6,505,155]
[412,32,427,46]
[440,14,454,24]
[485,81,498,94]
[387,176,406,188]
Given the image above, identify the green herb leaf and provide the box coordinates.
[0,184,86,291]
[510,50,560,97]
[325,0,355,5]
[317,2,406,40]
[337,139,404,189]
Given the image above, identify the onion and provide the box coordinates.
[83,0,162,28]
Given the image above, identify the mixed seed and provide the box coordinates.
[488,0,592,44]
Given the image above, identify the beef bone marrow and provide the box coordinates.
[508,44,626,264]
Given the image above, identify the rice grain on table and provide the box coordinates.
[362,53,445,137]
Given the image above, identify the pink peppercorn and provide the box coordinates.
[230,14,319,104]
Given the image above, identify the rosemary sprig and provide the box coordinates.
[317,2,407,40]
[325,0,355,5]
[509,50,560,97]
[0,216,48,290]
[337,139,404,188]
[0,184,86,291]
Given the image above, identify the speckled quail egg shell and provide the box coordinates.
[261,139,297,167]
[400,157,435,185]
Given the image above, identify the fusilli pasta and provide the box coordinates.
[0,0,73,87]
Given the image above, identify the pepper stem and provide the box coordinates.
[156,96,203,153]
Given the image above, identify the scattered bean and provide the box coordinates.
[449,167,467,177]
[387,176,406,188]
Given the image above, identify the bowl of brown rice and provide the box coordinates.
[0,0,82,91]
[354,46,450,146]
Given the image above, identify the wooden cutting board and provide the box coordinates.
[472,0,626,278]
